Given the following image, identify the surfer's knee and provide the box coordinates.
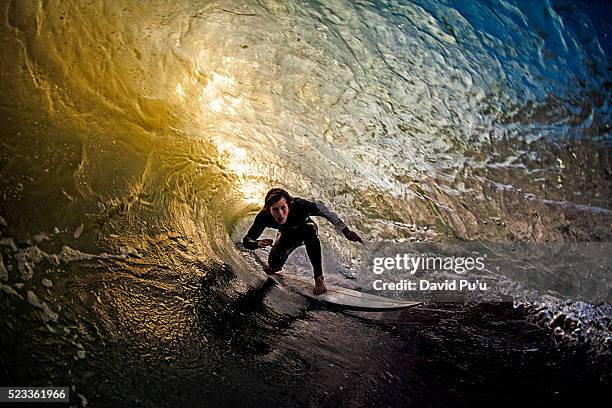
[267,251,286,271]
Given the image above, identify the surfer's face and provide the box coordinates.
[269,197,289,224]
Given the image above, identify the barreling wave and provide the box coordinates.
[0,0,610,369]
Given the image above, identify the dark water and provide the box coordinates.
[0,0,610,406]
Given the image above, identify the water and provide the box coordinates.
[0,0,610,406]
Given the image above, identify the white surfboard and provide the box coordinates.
[268,273,421,311]
[235,243,420,311]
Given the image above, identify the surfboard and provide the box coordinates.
[268,273,421,312]
[234,243,420,311]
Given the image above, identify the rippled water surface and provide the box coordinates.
[0,0,610,406]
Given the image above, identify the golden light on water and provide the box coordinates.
[215,139,268,204]
[215,140,249,174]
[173,56,265,204]
[200,72,243,116]
[237,179,268,204]
[176,83,185,99]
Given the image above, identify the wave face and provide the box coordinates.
[0,0,610,405]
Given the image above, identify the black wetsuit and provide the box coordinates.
[242,198,347,278]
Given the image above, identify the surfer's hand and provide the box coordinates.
[342,227,364,244]
[313,276,327,295]
[258,239,273,248]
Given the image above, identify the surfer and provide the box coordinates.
[243,188,363,295]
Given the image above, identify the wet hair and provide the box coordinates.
[264,188,292,210]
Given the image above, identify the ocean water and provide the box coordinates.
[0,0,610,406]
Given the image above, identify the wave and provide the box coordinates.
[0,0,610,364]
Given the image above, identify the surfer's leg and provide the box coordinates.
[267,231,302,273]
[302,222,323,278]
[268,223,322,276]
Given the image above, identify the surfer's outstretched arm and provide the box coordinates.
[242,211,272,249]
[308,200,364,244]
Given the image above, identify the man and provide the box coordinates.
[243,188,363,295]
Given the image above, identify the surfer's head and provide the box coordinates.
[265,188,292,224]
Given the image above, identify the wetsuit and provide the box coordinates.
[242,198,347,278]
